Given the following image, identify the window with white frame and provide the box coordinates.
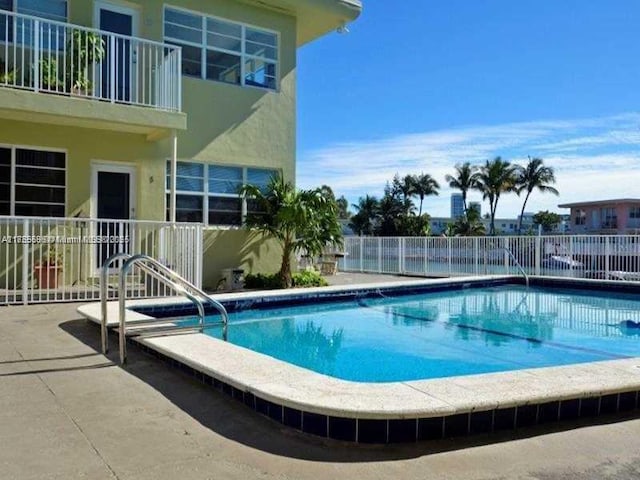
[575,209,586,225]
[0,0,67,47]
[166,161,278,225]
[0,146,66,217]
[0,0,67,21]
[163,6,278,90]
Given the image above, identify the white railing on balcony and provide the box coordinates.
[0,216,202,305]
[340,235,640,282]
[0,10,181,111]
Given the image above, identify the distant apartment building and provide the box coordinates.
[429,213,568,236]
[450,193,464,218]
[559,199,640,234]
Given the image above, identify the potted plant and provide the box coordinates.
[34,245,63,289]
[38,57,63,91]
[0,59,17,85]
[66,29,105,95]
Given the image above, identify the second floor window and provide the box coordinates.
[601,207,617,228]
[164,6,278,90]
[630,207,640,219]
[0,0,67,48]
[0,0,66,21]
[575,209,586,225]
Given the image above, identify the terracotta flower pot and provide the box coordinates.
[34,264,63,289]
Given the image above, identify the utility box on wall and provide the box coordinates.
[221,268,244,291]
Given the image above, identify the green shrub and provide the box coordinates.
[244,270,328,289]
[292,269,328,288]
[243,273,283,290]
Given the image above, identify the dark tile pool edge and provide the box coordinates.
[129,276,640,320]
[133,339,640,445]
[131,277,516,317]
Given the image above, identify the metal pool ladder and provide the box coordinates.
[503,247,530,288]
[100,253,228,365]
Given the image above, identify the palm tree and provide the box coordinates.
[453,207,486,236]
[411,173,440,216]
[515,157,559,234]
[475,157,518,235]
[445,162,479,215]
[241,176,343,288]
[350,195,379,235]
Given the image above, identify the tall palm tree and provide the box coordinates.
[475,157,518,235]
[515,157,559,234]
[411,173,440,216]
[445,162,479,215]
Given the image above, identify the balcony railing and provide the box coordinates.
[0,10,181,111]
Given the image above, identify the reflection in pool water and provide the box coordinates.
[203,286,640,382]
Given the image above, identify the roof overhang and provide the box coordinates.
[559,199,640,209]
[236,0,362,45]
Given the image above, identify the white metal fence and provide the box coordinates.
[340,235,640,282]
[0,217,203,305]
[0,10,182,111]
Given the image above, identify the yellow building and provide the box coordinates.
[0,0,362,292]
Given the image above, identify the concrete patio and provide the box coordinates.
[1,287,640,479]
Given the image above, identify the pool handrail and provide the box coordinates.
[99,253,228,363]
[100,252,132,355]
[504,247,529,288]
[117,254,227,365]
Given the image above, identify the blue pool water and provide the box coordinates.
[199,285,640,383]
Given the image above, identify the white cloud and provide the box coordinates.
[298,112,640,217]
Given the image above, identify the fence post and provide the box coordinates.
[196,224,203,289]
[359,237,363,272]
[110,36,117,103]
[22,219,29,305]
[569,236,574,278]
[474,237,479,275]
[605,236,610,280]
[424,237,428,276]
[398,238,403,274]
[535,235,541,276]
[33,20,40,92]
[377,237,382,273]
[448,237,452,276]
[504,237,510,274]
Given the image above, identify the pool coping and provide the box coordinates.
[77,275,640,443]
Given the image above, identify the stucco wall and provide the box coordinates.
[69,0,297,183]
[0,1,298,284]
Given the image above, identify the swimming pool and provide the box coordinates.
[80,277,640,443]
[164,285,640,383]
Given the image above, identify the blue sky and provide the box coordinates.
[296,0,640,218]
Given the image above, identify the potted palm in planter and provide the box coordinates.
[34,245,63,289]
[66,29,105,96]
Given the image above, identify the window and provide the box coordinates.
[164,6,278,90]
[166,161,278,226]
[630,207,640,219]
[0,146,66,217]
[601,207,617,228]
[0,0,67,21]
[0,0,67,47]
[575,209,586,226]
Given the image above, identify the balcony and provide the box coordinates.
[0,10,185,138]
